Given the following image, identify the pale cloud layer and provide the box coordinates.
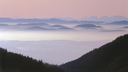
[0,0,127,18]
[0,22,127,41]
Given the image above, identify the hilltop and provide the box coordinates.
[60,34,128,72]
[0,48,67,72]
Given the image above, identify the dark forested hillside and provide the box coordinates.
[0,34,128,72]
[60,34,128,72]
[0,48,66,72]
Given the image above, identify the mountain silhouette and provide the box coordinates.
[74,24,101,28]
[16,23,49,26]
[124,26,128,28]
[0,47,66,72]
[26,26,49,30]
[108,20,128,25]
[0,18,104,24]
[60,34,128,72]
[0,34,128,72]
[51,25,66,28]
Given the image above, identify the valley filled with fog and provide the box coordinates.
[0,19,128,65]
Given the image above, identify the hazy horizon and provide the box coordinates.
[0,21,127,64]
[0,0,127,65]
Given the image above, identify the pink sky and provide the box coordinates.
[0,0,127,19]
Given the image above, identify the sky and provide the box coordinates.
[0,0,128,19]
[0,0,128,65]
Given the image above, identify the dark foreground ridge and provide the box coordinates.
[0,48,67,72]
[60,34,128,72]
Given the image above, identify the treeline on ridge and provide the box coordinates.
[0,48,67,72]
[60,34,128,72]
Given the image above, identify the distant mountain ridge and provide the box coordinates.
[0,18,104,24]
[1,16,127,23]
[81,16,128,22]
[60,34,128,72]
[108,20,128,25]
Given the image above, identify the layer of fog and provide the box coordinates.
[0,22,127,65]
[0,31,127,41]
[0,40,112,65]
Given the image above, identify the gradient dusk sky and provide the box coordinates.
[0,0,127,19]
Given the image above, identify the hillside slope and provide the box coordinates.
[60,34,128,72]
[0,48,66,72]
